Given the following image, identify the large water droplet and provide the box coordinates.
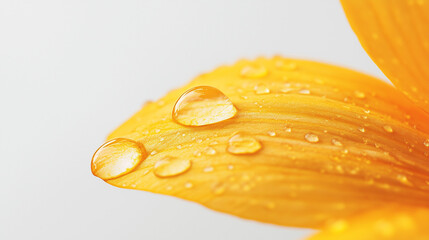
[304,133,319,143]
[227,133,262,155]
[173,86,237,126]
[241,65,268,78]
[91,138,146,180]
[153,157,192,178]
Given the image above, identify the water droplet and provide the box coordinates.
[285,127,292,133]
[267,131,276,137]
[204,147,217,155]
[331,138,343,147]
[184,182,193,189]
[159,137,165,142]
[383,125,393,133]
[173,86,237,126]
[227,133,262,155]
[254,84,270,94]
[358,127,366,133]
[424,139,429,147]
[193,150,202,157]
[91,138,147,180]
[150,150,158,156]
[298,89,310,95]
[354,91,366,99]
[212,183,226,195]
[304,133,319,143]
[153,157,192,178]
[241,65,268,78]
[203,166,214,173]
[396,174,412,186]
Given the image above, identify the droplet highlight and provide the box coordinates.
[304,133,319,143]
[227,133,262,155]
[383,125,393,133]
[153,157,192,178]
[173,86,237,126]
[91,138,146,180]
[241,65,268,78]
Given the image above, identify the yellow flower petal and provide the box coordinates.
[95,57,429,228]
[308,206,429,240]
[341,0,429,113]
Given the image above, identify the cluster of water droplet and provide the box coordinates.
[91,60,429,194]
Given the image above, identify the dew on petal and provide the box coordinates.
[298,89,311,95]
[331,138,343,147]
[203,166,214,173]
[424,139,429,147]
[241,65,268,78]
[285,127,292,133]
[91,138,147,180]
[267,131,276,137]
[304,133,319,143]
[383,125,394,133]
[173,86,237,126]
[354,90,366,98]
[358,127,366,133]
[153,157,192,178]
[184,182,193,189]
[204,147,217,155]
[227,133,262,155]
[254,84,270,94]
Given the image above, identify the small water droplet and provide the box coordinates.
[424,139,429,147]
[184,182,193,189]
[204,147,217,155]
[212,183,225,195]
[203,166,214,173]
[396,174,412,186]
[383,125,393,133]
[358,127,366,133]
[304,133,319,143]
[193,150,202,157]
[254,84,270,95]
[298,89,310,95]
[150,150,158,156]
[91,138,147,180]
[241,65,268,78]
[227,165,235,170]
[285,127,292,133]
[227,133,262,155]
[173,86,237,126]
[354,91,366,98]
[159,137,165,142]
[267,131,276,137]
[153,157,192,178]
[331,138,343,147]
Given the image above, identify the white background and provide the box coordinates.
[0,1,386,239]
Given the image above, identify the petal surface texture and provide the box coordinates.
[308,206,429,240]
[98,57,429,228]
[341,0,429,113]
